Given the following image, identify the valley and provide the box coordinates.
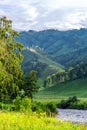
[16,29,87,94]
[1,0,87,128]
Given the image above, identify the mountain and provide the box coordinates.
[15,28,87,87]
[22,46,64,85]
[16,28,87,67]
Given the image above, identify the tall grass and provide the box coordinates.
[0,111,87,130]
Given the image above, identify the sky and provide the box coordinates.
[0,0,87,31]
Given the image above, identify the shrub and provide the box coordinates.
[32,101,57,116]
[46,102,57,116]
[13,96,21,110]
[68,96,79,103]
[13,96,32,112]
[58,100,69,109]
[0,102,12,111]
[32,101,45,113]
[58,96,79,109]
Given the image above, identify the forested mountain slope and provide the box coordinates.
[22,46,64,86]
[16,29,87,67]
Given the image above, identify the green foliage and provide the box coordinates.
[23,70,39,99]
[32,101,57,116]
[44,62,87,87]
[0,102,13,111]
[58,96,79,109]
[46,102,57,116]
[32,101,45,113]
[13,96,32,112]
[68,101,87,109]
[0,17,23,101]
[57,96,87,109]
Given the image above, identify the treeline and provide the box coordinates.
[44,62,87,87]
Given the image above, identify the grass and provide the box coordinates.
[0,111,87,130]
[34,78,87,103]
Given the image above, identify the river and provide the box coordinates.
[56,109,87,123]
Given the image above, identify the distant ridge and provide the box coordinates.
[16,28,87,67]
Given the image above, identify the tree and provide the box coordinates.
[0,17,23,101]
[23,70,39,99]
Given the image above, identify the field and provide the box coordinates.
[0,111,87,130]
[34,78,87,103]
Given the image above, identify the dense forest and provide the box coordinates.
[16,29,87,67]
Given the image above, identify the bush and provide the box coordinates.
[13,96,32,112]
[32,101,46,113]
[0,102,11,111]
[68,96,79,103]
[58,100,69,109]
[58,96,79,109]
[75,102,87,109]
[32,101,57,116]
[21,96,32,112]
[46,102,57,116]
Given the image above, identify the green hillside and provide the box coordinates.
[16,29,87,67]
[16,29,87,98]
[22,46,64,85]
[35,78,87,100]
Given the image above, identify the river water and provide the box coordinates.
[56,109,87,123]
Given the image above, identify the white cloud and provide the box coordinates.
[0,0,11,5]
[43,8,87,30]
[0,0,87,31]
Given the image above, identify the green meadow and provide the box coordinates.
[34,78,87,103]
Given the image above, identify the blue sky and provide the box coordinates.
[0,0,87,31]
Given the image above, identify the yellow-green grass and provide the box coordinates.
[34,78,87,103]
[0,111,87,130]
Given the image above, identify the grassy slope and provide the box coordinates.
[22,47,64,86]
[33,47,64,77]
[35,78,87,101]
